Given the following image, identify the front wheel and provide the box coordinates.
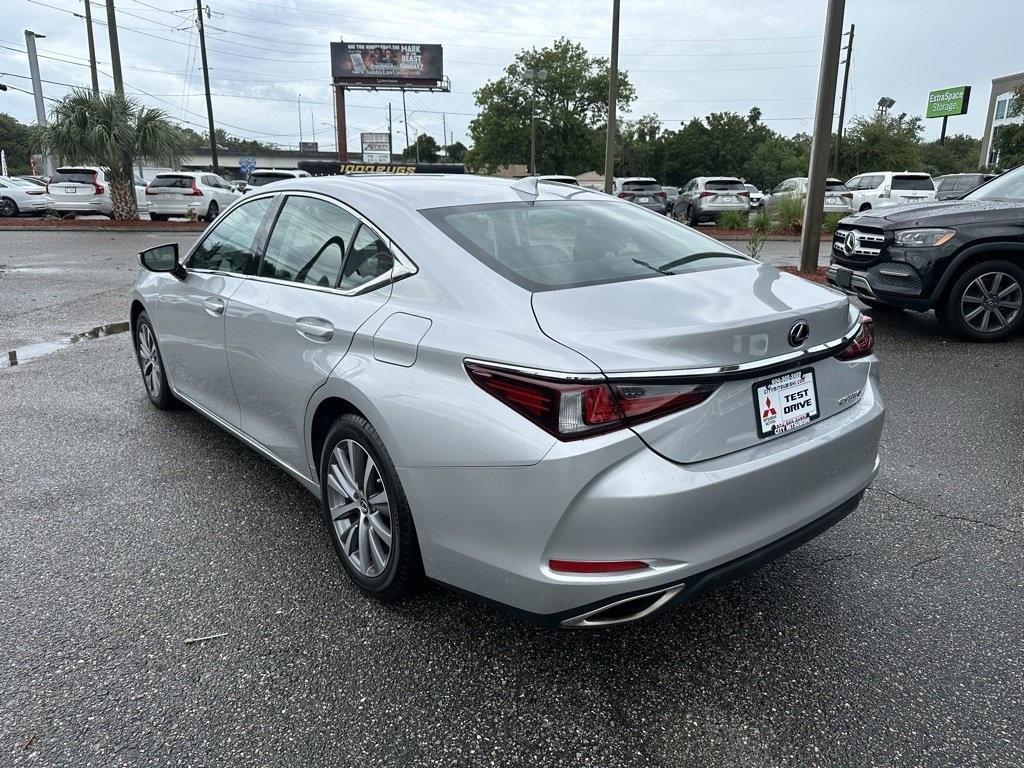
[149,213,168,222]
[134,312,179,409]
[320,414,423,602]
[940,260,1024,341]
[204,201,219,222]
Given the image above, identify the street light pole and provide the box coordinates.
[24,30,52,176]
[524,68,547,175]
[603,0,620,194]
[798,0,846,274]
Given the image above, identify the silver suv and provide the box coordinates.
[675,177,750,225]
[611,177,667,214]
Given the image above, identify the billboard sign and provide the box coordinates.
[331,42,443,86]
[926,86,971,118]
[361,132,391,163]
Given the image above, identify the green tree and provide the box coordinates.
[658,108,779,186]
[839,112,923,179]
[618,114,663,177]
[743,133,811,189]
[467,38,635,175]
[403,133,440,163]
[0,113,34,175]
[992,123,1024,170]
[40,90,189,219]
[445,140,468,163]
[919,133,982,176]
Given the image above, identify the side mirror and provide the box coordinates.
[139,243,186,279]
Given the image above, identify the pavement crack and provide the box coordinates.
[868,486,1022,537]
[910,554,944,570]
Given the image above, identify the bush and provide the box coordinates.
[750,210,773,234]
[822,211,847,232]
[717,210,748,230]
[772,196,804,230]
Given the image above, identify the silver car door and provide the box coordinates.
[225,193,397,473]
[157,195,273,425]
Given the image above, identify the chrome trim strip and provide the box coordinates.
[561,584,686,628]
[464,320,862,383]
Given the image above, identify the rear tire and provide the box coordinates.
[320,414,424,602]
[204,201,219,222]
[687,205,699,227]
[0,197,18,217]
[150,213,168,222]
[940,260,1024,342]
[134,311,179,409]
[859,203,871,212]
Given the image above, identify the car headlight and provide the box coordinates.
[893,228,955,247]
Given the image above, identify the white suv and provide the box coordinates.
[145,172,240,222]
[47,166,149,217]
[844,171,936,212]
[243,168,311,193]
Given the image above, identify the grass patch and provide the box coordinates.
[717,210,748,230]
[822,211,848,232]
[772,196,804,230]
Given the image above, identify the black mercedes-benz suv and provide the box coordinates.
[828,165,1024,341]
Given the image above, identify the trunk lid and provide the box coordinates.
[48,169,100,204]
[531,262,866,462]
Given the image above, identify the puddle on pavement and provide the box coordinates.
[2,321,130,368]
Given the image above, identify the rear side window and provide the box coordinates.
[248,172,291,187]
[705,180,745,191]
[150,175,195,189]
[260,196,360,287]
[190,197,272,273]
[936,177,955,192]
[622,180,662,192]
[50,169,97,184]
[892,175,933,191]
[953,175,981,191]
[423,200,747,291]
[861,175,884,189]
[340,226,394,291]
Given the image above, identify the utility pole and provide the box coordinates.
[442,112,447,157]
[603,0,620,194]
[388,102,393,160]
[24,30,52,176]
[401,89,410,158]
[831,23,854,176]
[525,68,547,174]
[799,0,845,274]
[194,0,218,172]
[104,1,124,94]
[298,93,303,144]
[83,0,99,95]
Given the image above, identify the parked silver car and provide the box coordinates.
[611,177,668,214]
[674,177,750,225]
[131,175,884,627]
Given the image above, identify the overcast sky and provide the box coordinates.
[2,0,1021,156]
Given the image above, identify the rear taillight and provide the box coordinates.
[465,362,716,440]
[549,559,650,574]
[190,179,203,196]
[26,190,44,196]
[617,191,633,199]
[737,191,750,197]
[145,187,156,195]
[698,190,715,198]
[93,182,104,195]
[841,192,853,199]
[835,316,874,361]
[654,191,666,199]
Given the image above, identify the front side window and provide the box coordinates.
[189,196,272,273]
[340,225,394,291]
[423,200,748,292]
[260,196,360,287]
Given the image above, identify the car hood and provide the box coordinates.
[531,262,855,373]
[845,199,1024,228]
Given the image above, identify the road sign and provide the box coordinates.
[926,86,971,118]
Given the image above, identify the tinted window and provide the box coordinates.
[50,169,97,184]
[424,200,747,292]
[622,180,662,192]
[892,175,933,191]
[260,196,359,287]
[967,164,1024,201]
[340,225,394,291]
[953,175,981,191]
[936,176,955,192]
[825,180,848,191]
[705,179,745,191]
[150,175,195,189]
[190,197,272,273]
[248,172,291,187]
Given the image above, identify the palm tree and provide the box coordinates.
[39,90,189,220]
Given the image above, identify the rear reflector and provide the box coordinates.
[549,559,650,574]
[465,362,716,440]
[835,316,874,361]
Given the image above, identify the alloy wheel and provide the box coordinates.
[137,323,163,398]
[960,271,1023,333]
[326,439,393,578]
[0,198,16,217]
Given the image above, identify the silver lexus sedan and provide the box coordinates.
[130,174,884,628]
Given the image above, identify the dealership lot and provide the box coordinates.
[1,231,1022,767]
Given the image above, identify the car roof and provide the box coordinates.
[700,176,742,182]
[155,171,201,177]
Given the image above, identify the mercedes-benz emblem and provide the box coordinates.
[842,230,858,256]
[788,320,810,347]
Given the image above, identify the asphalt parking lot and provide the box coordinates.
[1,230,1022,767]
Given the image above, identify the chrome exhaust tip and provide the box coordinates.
[561,583,685,628]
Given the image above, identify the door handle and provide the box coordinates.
[295,317,334,341]
[202,297,225,316]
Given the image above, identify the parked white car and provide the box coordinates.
[243,168,311,193]
[145,172,241,222]
[844,171,936,212]
[47,166,149,217]
[0,176,54,216]
[763,177,854,217]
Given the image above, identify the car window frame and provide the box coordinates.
[237,190,417,297]
[184,194,276,275]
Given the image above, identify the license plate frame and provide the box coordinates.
[752,367,820,439]
[833,266,853,288]
[638,196,650,203]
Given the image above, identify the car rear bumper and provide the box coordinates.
[148,200,206,215]
[402,369,884,625]
[50,199,112,215]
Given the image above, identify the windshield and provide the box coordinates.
[50,169,97,184]
[966,165,1024,201]
[423,200,748,291]
[248,172,291,186]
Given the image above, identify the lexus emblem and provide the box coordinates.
[842,230,858,256]
[788,320,810,347]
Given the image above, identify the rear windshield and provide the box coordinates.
[50,169,97,184]
[149,175,195,188]
[422,200,748,292]
[705,180,745,191]
[892,175,934,191]
[825,180,849,191]
[248,172,292,186]
[622,180,662,192]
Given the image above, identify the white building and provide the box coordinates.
[979,72,1024,168]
